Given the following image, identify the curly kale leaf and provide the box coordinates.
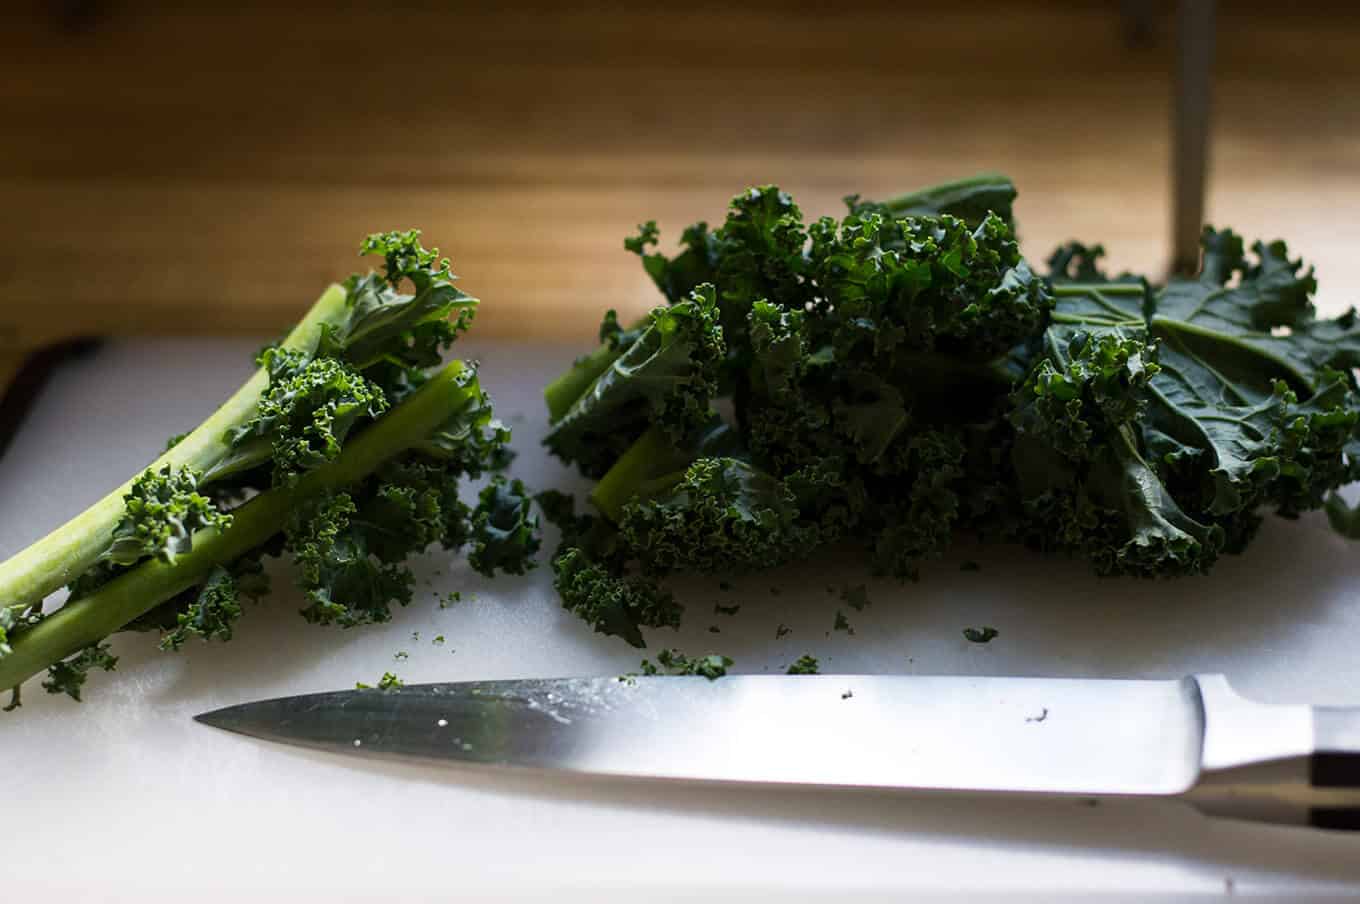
[786,654,820,675]
[540,491,681,648]
[809,210,1051,359]
[651,648,732,680]
[619,458,814,574]
[157,558,270,651]
[866,429,968,580]
[330,230,478,385]
[468,477,541,577]
[227,348,389,486]
[1011,283,1223,575]
[105,464,232,567]
[1152,228,1360,392]
[286,492,414,628]
[1046,242,1146,286]
[626,220,720,307]
[1014,227,1360,574]
[42,641,118,701]
[544,284,725,477]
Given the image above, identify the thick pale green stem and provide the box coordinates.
[589,426,693,523]
[0,285,350,611]
[0,360,475,692]
[544,342,625,422]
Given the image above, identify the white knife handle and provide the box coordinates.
[1185,676,1360,830]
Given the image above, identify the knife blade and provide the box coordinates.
[196,673,1360,830]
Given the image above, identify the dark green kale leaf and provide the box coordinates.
[42,642,118,701]
[653,648,733,680]
[468,477,541,577]
[619,457,815,574]
[104,464,232,566]
[228,349,389,486]
[329,230,478,385]
[539,491,681,648]
[786,654,820,675]
[963,626,998,644]
[544,285,725,478]
[287,492,414,628]
[848,173,1018,229]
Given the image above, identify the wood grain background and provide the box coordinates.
[2,1,1358,351]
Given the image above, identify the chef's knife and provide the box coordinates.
[197,673,1360,831]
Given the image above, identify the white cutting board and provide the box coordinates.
[2,338,1359,903]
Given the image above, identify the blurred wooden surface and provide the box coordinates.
[2,1,1359,349]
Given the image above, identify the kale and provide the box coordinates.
[963,626,999,644]
[542,175,1360,646]
[0,230,538,707]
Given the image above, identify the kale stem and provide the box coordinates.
[0,360,477,693]
[544,342,625,423]
[0,284,350,613]
[589,426,692,523]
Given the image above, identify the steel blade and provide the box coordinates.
[196,674,1205,797]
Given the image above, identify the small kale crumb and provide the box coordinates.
[617,674,638,686]
[354,681,371,689]
[708,625,721,634]
[786,654,819,675]
[718,580,733,592]
[649,648,733,680]
[714,602,741,616]
[833,610,854,634]
[840,583,871,611]
[411,631,420,642]
[841,689,854,700]
[394,650,409,661]
[960,560,981,572]
[963,626,999,644]
[775,623,791,639]
[440,590,470,609]
[432,635,445,646]
[377,671,403,690]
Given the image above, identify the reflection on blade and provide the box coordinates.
[196,674,1205,797]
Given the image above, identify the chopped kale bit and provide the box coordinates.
[377,671,404,690]
[639,648,733,680]
[786,654,820,675]
[963,626,999,644]
[714,602,741,616]
[833,610,854,634]
[775,623,791,639]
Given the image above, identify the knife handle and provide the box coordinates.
[1312,708,1360,830]
[1186,676,1360,831]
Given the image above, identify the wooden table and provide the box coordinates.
[3,1,1359,355]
